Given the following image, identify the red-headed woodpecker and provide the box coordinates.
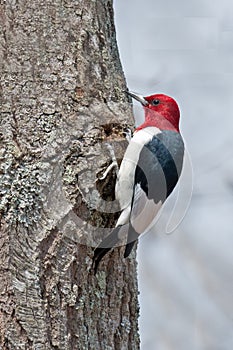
[93,92,184,272]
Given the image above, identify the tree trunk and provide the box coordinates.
[0,1,140,349]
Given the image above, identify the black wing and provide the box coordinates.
[135,130,184,201]
[124,130,184,256]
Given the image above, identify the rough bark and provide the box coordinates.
[0,1,140,349]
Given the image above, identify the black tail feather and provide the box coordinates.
[93,224,139,273]
[93,226,122,273]
[124,224,139,258]
[93,247,112,274]
[124,241,136,258]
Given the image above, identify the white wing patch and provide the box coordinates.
[116,205,131,227]
[115,127,161,211]
[130,183,162,234]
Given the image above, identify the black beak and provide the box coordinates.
[125,91,149,106]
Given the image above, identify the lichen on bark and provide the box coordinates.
[0,0,140,349]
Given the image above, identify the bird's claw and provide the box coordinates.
[97,161,118,181]
[123,128,132,142]
[96,143,119,181]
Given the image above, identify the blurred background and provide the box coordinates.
[114,0,233,349]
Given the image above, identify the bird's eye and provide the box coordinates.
[151,99,160,106]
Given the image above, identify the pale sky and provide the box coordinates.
[114,1,233,349]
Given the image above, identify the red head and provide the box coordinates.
[126,91,181,132]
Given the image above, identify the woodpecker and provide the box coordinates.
[93,91,184,272]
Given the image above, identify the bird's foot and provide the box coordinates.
[97,143,119,181]
[123,127,132,142]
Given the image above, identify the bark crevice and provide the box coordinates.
[0,1,140,349]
